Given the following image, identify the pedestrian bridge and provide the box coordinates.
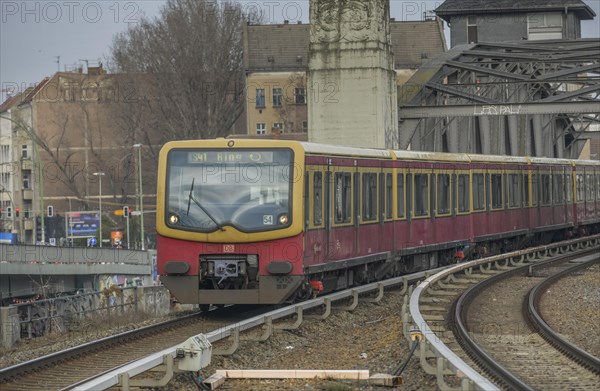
[0,244,154,301]
[0,244,151,276]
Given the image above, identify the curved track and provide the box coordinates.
[453,251,600,390]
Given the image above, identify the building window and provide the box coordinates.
[256,123,266,135]
[302,121,308,132]
[295,88,306,104]
[467,15,478,43]
[273,123,283,131]
[22,145,29,159]
[272,88,283,107]
[528,13,563,40]
[23,173,30,189]
[255,88,265,108]
[0,172,10,191]
[0,145,9,163]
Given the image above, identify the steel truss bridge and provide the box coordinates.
[398,39,600,159]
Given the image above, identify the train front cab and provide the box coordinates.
[156,139,307,305]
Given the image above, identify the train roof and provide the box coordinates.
[300,142,392,159]
[300,142,600,167]
[164,139,599,167]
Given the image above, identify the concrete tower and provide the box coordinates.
[308,0,398,149]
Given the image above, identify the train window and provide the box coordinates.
[314,172,323,225]
[540,174,551,205]
[576,173,585,202]
[334,172,352,224]
[397,173,405,218]
[522,173,529,207]
[414,174,429,217]
[508,174,520,208]
[457,174,470,213]
[437,174,450,215]
[586,174,595,202]
[473,173,485,211]
[566,173,573,203]
[362,173,378,221]
[532,173,539,206]
[553,173,564,204]
[385,173,393,219]
[491,174,503,210]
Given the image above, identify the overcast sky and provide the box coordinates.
[1,0,599,102]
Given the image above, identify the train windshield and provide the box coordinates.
[166,148,293,232]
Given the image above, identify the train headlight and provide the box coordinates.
[169,214,180,225]
[278,214,289,225]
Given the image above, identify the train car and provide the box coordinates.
[156,139,600,305]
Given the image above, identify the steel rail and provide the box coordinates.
[0,311,205,383]
[452,248,599,391]
[526,257,600,373]
[408,234,600,391]
[66,266,446,390]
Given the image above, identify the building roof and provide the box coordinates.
[244,20,446,71]
[244,22,310,71]
[0,93,23,113]
[435,0,596,21]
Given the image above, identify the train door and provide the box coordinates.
[304,165,328,265]
[405,168,413,249]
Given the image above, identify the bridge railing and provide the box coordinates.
[0,244,149,265]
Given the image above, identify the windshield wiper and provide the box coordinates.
[186,178,225,231]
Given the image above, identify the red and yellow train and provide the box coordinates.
[156,139,600,305]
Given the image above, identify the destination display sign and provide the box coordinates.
[187,151,275,164]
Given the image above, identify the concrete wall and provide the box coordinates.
[0,285,171,348]
[135,286,171,317]
[0,306,19,348]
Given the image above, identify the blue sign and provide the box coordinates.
[66,212,100,238]
[0,232,17,244]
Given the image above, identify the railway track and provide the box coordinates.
[0,306,269,391]
[406,235,600,390]
[454,251,600,390]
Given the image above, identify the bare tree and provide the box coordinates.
[110,0,257,148]
[274,73,307,133]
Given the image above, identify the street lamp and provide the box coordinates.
[92,172,105,247]
[133,144,145,250]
